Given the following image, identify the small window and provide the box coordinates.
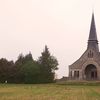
[74,71,79,78]
[70,71,72,77]
[88,50,93,58]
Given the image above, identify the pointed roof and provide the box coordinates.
[88,13,98,41]
[88,13,99,51]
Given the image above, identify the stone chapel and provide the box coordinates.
[69,13,100,80]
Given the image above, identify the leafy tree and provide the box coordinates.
[14,53,25,83]
[20,60,40,83]
[38,45,58,83]
[0,58,14,83]
[15,52,41,83]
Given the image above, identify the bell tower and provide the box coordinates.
[87,13,99,52]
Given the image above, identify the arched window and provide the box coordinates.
[88,50,93,58]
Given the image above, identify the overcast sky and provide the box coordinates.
[0,0,100,78]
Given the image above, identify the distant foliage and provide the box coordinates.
[0,46,58,83]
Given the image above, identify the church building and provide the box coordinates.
[69,13,100,80]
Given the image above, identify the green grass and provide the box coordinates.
[0,82,100,100]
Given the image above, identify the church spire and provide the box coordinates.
[87,13,99,51]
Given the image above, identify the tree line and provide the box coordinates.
[0,46,58,84]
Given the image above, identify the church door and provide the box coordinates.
[85,64,97,80]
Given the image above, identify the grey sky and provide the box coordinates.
[0,0,100,78]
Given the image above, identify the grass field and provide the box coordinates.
[0,82,100,100]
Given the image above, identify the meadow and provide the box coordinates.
[0,82,100,100]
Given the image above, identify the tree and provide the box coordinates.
[0,58,14,83]
[20,60,40,83]
[15,52,41,83]
[14,53,25,83]
[38,45,58,83]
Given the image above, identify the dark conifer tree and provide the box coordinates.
[38,45,58,83]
